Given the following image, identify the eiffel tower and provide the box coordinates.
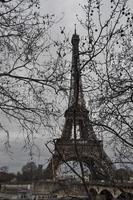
[44,29,115,181]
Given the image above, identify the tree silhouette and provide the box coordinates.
[76,0,133,158]
[0,0,67,148]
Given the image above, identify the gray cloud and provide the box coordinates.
[0,133,51,173]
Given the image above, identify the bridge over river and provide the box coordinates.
[33,179,133,200]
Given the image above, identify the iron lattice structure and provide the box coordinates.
[44,30,115,180]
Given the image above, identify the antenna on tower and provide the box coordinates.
[74,24,77,34]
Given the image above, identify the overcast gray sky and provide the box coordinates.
[1,0,133,173]
[41,0,83,32]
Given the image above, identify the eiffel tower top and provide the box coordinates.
[68,28,86,108]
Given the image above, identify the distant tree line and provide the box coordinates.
[0,162,43,183]
[0,162,133,184]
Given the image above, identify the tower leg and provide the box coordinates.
[43,156,60,180]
